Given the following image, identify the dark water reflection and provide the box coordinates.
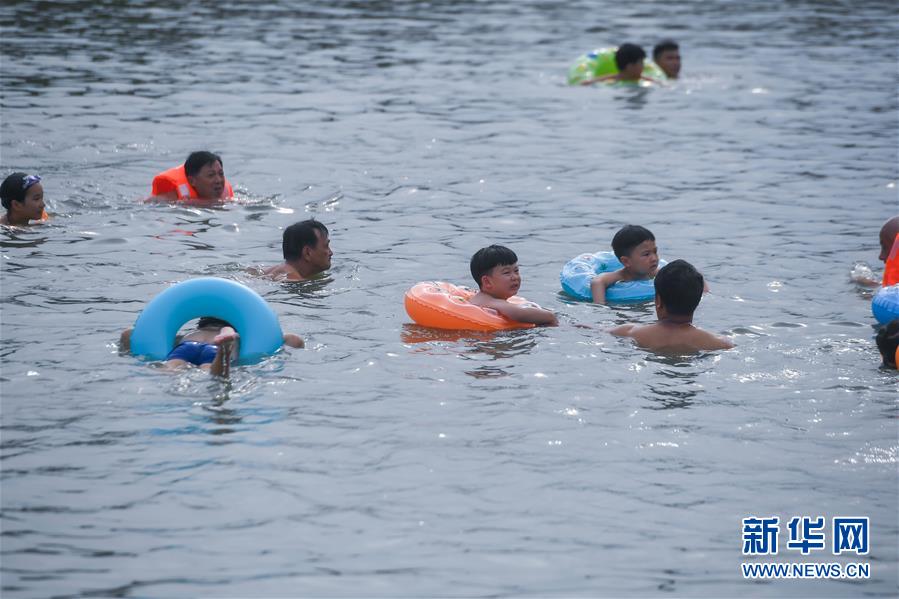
[2,0,897,596]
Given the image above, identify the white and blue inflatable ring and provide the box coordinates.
[560,251,666,302]
[872,284,899,325]
[130,277,284,363]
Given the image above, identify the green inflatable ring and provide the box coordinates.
[567,47,667,86]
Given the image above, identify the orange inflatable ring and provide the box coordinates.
[404,281,536,331]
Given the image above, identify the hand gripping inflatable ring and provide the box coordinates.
[404,281,536,331]
[872,284,899,325]
[130,277,284,363]
[560,251,667,303]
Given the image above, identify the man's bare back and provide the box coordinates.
[611,320,733,353]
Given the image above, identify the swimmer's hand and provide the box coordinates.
[850,262,879,287]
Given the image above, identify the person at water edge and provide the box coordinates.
[468,245,558,326]
[851,215,899,287]
[610,259,733,352]
[581,43,655,85]
[260,219,333,281]
[875,319,899,369]
[653,40,681,79]
[590,225,660,304]
[1,172,47,226]
[119,317,304,378]
[148,150,234,202]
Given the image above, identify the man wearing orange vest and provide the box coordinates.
[878,216,899,286]
[149,151,234,202]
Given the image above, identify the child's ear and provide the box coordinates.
[619,255,632,268]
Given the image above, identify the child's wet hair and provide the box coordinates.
[470,245,518,288]
[612,225,655,258]
[654,259,703,316]
[875,319,899,368]
[197,316,232,329]
[653,40,679,61]
[615,43,646,70]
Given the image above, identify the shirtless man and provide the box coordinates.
[262,219,332,281]
[610,260,732,353]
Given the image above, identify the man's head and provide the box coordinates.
[612,225,659,277]
[615,43,646,81]
[875,319,899,368]
[470,245,520,298]
[654,259,704,317]
[878,216,899,262]
[1,172,45,221]
[653,40,681,79]
[184,151,225,199]
[283,219,332,272]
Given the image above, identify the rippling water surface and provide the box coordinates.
[1,0,897,596]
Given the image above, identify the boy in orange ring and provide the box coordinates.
[148,151,234,202]
[1,172,48,226]
[119,317,304,379]
[590,225,660,304]
[468,245,558,326]
[610,260,733,353]
[875,319,899,369]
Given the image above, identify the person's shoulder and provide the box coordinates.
[690,327,734,350]
[609,323,637,337]
[261,263,302,281]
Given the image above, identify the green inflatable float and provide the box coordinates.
[567,47,666,86]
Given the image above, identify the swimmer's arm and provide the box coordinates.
[144,191,178,203]
[580,74,617,85]
[483,297,558,326]
[608,324,636,338]
[589,271,623,304]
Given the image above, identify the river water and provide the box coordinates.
[1,0,896,596]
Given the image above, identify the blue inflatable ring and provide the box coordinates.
[130,277,284,363]
[560,251,667,302]
[872,284,899,325]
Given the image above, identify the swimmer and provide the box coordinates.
[581,43,658,85]
[590,225,660,304]
[851,216,899,287]
[652,40,681,79]
[148,151,233,202]
[468,245,558,326]
[1,172,46,226]
[258,219,332,281]
[875,319,899,369]
[610,260,733,353]
[120,317,304,379]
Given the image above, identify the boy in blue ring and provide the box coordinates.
[590,225,660,304]
[120,317,304,378]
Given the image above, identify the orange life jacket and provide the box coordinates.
[151,164,234,201]
[883,233,899,287]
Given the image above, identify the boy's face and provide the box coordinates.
[621,240,659,277]
[481,262,521,299]
[656,50,681,78]
[620,60,644,81]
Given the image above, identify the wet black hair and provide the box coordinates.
[283,219,329,261]
[654,259,704,316]
[615,43,646,71]
[611,225,655,258]
[653,40,679,61]
[184,151,223,178]
[197,316,232,329]
[470,245,518,288]
[875,319,899,368]
[1,172,30,210]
